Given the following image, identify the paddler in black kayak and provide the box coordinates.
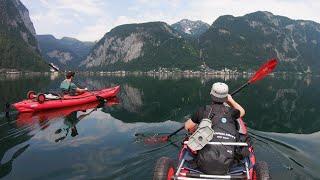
[184,82,245,174]
[60,71,87,95]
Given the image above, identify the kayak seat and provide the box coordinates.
[45,93,61,100]
[39,91,62,100]
[44,91,64,97]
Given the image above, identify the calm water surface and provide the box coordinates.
[0,73,319,179]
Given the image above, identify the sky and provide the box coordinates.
[21,0,320,42]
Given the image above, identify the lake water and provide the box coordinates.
[0,73,319,179]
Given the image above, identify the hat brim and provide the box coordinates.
[211,95,227,103]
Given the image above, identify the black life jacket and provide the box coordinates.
[195,103,238,175]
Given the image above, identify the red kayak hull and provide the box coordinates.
[13,85,120,113]
[16,97,119,127]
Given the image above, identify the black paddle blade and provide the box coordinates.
[97,96,106,103]
[97,99,106,108]
[55,129,62,134]
[4,103,11,118]
[55,136,66,143]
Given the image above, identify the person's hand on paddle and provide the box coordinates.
[227,94,245,118]
[227,94,233,103]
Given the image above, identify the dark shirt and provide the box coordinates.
[191,104,240,124]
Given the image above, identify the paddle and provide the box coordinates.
[167,126,185,139]
[137,58,278,143]
[230,58,277,95]
[48,63,105,102]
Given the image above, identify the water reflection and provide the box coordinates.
[54,102,105,142]
[89,75,320,134]
[0,144,29,178]
[2,74,318,133]
[0,75,52,111]
[251,130,320,179]
[0,74,319,179]
[0,114,33,178]
[119,84,143,113]
[0,98,118,178]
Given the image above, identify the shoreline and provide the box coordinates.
[0,70,316,82]
[0,70,316,76]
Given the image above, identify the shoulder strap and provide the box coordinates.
[207,105,214,119]
[68,81,72,92]
[207,102,220,119]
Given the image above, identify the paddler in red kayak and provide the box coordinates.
[60,71,88,95]
[184,82,246,174]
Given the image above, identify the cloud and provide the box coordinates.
[55,0,107,16]
[21,0,111,40]
[185,0,320,24]
[74,19,111,42]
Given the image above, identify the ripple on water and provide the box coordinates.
[251,129,320,179]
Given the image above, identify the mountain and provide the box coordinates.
[81,22,200,70]
[171,19,210,37]
[0,0,48,72]
[59,37,94,58]
[82,11,320,73]
[37,35,94,70]
[11,0,36,36]
[199,11,320,73]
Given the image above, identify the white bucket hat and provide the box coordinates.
[210,82,229,102]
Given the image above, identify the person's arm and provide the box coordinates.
[73,82,87,93]
[227,94,245,117]
[185,107,204,133]
[76,87,87,93]
[185,119,197,133]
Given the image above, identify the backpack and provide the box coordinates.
[195,103,239,174]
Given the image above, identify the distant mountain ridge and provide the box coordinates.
[171,19,210,37]
[81,12,320,73]
[81,21,200,70]
[37,35,94,70]
[0,0,48,71]
[199,11,320,72]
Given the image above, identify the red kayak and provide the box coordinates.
[13,85,120,113]
[16,97,120,127]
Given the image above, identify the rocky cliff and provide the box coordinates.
[81,22,200,70]
[37,35,94,70]
[0,0,48,71]
[12,0,36,36]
